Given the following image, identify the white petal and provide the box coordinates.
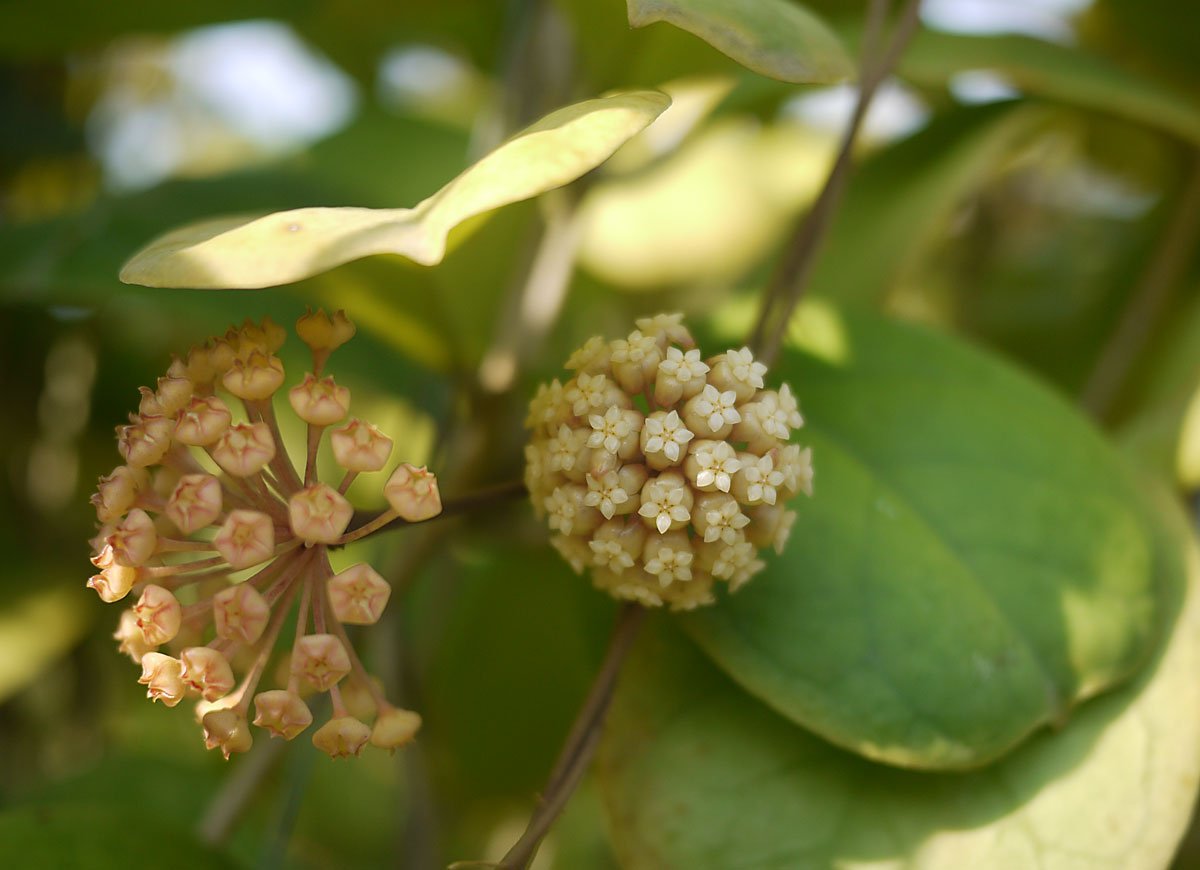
[656,513,671,534]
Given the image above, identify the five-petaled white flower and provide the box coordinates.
[641,410,694,465]
[584,471,630,520]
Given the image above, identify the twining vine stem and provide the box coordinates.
[471,4,929,868]
[750,0,924,367]
[1080,148,1200,420]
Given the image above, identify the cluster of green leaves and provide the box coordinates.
[1,0,1199,867]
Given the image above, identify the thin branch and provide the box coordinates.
[750,0,924,366]
[341,479,528,543]
[486,604,645,870]
[196,738,285,846]
[1081,148,1200,419]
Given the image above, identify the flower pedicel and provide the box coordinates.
[90,311,437,760]
[525,313,812,610]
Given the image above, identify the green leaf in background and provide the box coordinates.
[598,481,1198,868]
[626,0,852,84]
[0,586,89,703]
[810,101,1048,305]
[1117,288,1200,490]
[899,30,1200,147]
[688,302,1167,769]
[119,90,671,289]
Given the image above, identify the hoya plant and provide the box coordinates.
[2,0,1200,868]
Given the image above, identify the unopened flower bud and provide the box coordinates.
[296,308,356,354]
[253,690,313,739]
[213,510,275,569]
[213,584,271,645]
[312,715,370,759]
[383,464,441,522]
[259,316,286,353]
[288,483,353,544]
[92,465,150,524]
[202,708,253,759]
[88,561,138,602]
[166,474,223,534]
[292,634,351,691]
[175,396,232,446]
[108,508,158,566]
[118,416,174,467]
[179,647,236,701]
[154,376,194,416]
[327,564,392,625]
[330,419,392,472]
[134,584,182,645]
[288,373,350,426]
[212,422,275,477]
[223,350,285,401]
[370,707,422,752]
[115,609,155,662]
[138,652,186,707]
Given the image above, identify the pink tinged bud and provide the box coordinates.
[312,716,371,759]
[117,416,174,467]
[154,376,194,416]
[88,561,138,602]
[212,421,276,477]
[202,709,253,759]
[214,510,275,569]
[108,508,158,566]
[292,634,351,691]
[166,474,223,534]
[212,584,271,645]
[138,652,186,707]
[370,707,422,752]
[92,465,149,524]
[288,373,350,426]
[383,464,442,522]
[114,609,155,662]
[179,647,236,701]
[288,483,353,544]
[253,690,313,740]
[133,584,182,645]
[175,395,232,446]
[138,386,164,417]
[330,419,392,473]
[259,316,287,353]
[327,564,392,625]
[222,350,285,400]
[296,308,356,353]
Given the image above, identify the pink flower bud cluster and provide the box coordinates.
[525,314,812,610]
[90,311,434,760]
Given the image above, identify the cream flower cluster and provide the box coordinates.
[88,311,437,760]
[525,314,812,610]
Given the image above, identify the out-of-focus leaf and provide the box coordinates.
[578,117,834,288]
[119,91,671,289]
[599,480,1198,867]
[626,0,851,84]
[899,30,1200,146]
[0,586,89,702]
[688,302,1166,769]
[0,803,237,869]
[810,101,1048,305]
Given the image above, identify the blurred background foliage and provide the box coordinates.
[0,0,1198,867]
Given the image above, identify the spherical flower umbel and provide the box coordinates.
[525,314,812,609]
[86,312,426,760]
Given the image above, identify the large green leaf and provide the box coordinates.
[626,0,851,84]
[598,480,1198,868]
[899,30,1200,147]
[119,91,670,289]
[686,302,1166,769]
